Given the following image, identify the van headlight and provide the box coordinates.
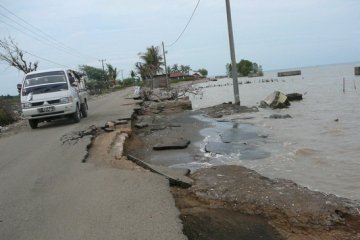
[60,97,73,104]
[21,102,32,109]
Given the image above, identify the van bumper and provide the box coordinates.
[22,103,76,120]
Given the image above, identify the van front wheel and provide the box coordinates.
[29,119,38,129]
[72,105,81,123]
[80,102,88,118]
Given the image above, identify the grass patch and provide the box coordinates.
[0,97,20,126]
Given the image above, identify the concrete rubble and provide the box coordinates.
[260,91,290,109]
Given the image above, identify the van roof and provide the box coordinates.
[25,68,68,76]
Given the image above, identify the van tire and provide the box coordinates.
[72,105,81,123]
[29,119,38,129]
[80,102,88,118]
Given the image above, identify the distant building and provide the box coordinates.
[169,71,185,80]
[277,70,301,77]
[192,72,203,79]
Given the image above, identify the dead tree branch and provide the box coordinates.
[0,36,38,73]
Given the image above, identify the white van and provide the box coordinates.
[19,69,89,129]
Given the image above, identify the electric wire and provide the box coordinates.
[0,4,98,60]
[0,20,72,68]
[23,50,71,68]
[166,0,201,48]
[0,19,85,60]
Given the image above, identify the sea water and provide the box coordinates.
[188,62,360,200]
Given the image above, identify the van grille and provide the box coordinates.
[47,99,60,104]
[31,101,44,106]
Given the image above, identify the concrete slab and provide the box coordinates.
[153,139,191,150]
[127,154,193,188]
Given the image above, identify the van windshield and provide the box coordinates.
[23,71,68,96]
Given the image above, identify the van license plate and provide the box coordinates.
[38,106,55,113]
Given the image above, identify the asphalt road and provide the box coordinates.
[0,88,187,240]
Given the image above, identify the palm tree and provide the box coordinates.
[171,64,179,73]
[180,65,191,76]
[136,45,163,80]
[106,63,118,86]
[130,70,136,79]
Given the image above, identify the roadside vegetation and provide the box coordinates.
[0,95,20,126]
[0,38,209,126]
[79,64,140,95]
[134,45,208,86]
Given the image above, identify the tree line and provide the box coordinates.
[134,45,208,79]
[226,59,263,77]
[0,37,210,95]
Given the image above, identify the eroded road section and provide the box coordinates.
[0,88,186,240]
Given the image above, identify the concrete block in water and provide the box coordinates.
[153,139,191,150]
[260,91,290,109]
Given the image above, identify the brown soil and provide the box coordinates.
[172,187,285,240]
[185,165,360,240]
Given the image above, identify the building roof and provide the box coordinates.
[169,71,184,78]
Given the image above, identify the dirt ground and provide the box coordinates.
[128,103,360,240]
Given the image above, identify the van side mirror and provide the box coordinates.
[17,84,22,93]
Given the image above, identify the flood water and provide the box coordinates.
[183,62,360,200]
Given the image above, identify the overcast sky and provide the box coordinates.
[1,0,359,95]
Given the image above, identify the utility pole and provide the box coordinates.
[99,59,106,72]
[225,0,240,105]
[119,69,124,81]
[162,42,169,89]
[99,59,106,82]
[99,59,109,87]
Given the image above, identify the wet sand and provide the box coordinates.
[126,103,360,239]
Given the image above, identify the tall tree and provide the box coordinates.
[135,45,163,80]
[106,63,118,85]
[179,65,191,76]
[166,66,171,75]
[226,63,232,77]
[0,37,38,73]
[184,65,191,75]
[226,59,263,77]
[237,59,253,76]
[171,64,179,72]
[198,68,208,77]
[79,65,104,81]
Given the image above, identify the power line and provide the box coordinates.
[23,50,70,68]
[0,23,72,68]
[1,39,71,68]
[0,18,85,60]
[166,0,201,48]
[0,4,98,60]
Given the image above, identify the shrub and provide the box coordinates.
[0,108,15,125]
[0,98,20,126]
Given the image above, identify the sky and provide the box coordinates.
[0,0,359,95]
